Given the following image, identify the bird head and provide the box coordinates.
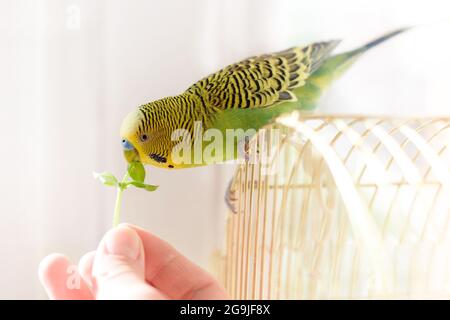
[120,105,176,169]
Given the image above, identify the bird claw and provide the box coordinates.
[225,175,239,214]
[238,136,259,163]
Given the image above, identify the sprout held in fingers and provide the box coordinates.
[93,161,158,227]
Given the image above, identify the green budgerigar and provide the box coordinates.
[120,28,409,169]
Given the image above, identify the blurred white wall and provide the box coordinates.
[0,0,449,299]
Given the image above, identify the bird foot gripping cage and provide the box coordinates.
[212,113,450,299]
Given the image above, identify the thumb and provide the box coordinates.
[92,225,166,300]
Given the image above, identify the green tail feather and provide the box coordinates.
[293,27,412,110]
[356,27,411,53]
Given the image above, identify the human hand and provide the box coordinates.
[39,224,228,299]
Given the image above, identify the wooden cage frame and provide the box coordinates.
[213,113,450,299]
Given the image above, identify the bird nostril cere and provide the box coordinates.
[122,139,134,150]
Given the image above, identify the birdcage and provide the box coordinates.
[212,113,450,299]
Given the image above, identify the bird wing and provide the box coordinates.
[186,40,340,110]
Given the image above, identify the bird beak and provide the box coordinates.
[123,148,140,163]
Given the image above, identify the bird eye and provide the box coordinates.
[140,134,148,142]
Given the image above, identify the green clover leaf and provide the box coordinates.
[127,161,146,183]
[94,162,159,227]
[127,181,158,191]
[93,172,118,187]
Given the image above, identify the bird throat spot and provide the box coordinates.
[149,153,167,164]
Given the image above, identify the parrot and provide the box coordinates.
[120,28,410,169]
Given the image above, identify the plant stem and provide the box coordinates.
[112,186,123,227]
[112,172,130,227]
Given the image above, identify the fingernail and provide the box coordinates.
[104,226,141,260]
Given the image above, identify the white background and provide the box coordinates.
[0,0,449,298]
